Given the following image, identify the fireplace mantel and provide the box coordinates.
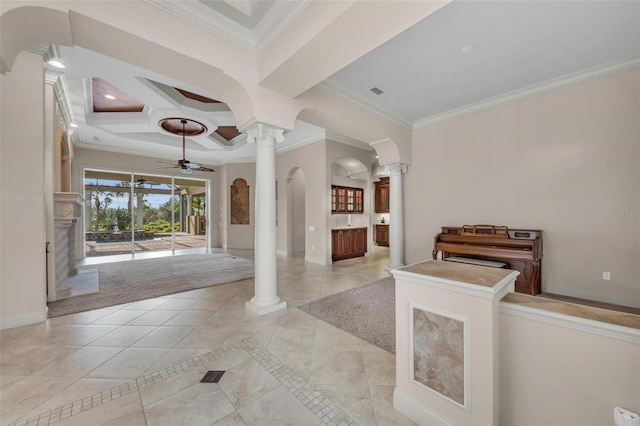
[54,192,84,219]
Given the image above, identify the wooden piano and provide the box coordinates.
[433,225,543,294]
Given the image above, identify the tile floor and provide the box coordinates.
[1,247,415,426]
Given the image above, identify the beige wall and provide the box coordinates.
[222,163,256,250]
[276,140,328,263]
[407,71,640,307]
[500,311,639,425]
[0,51,47,327]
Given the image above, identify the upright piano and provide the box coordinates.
[433,225,543,294]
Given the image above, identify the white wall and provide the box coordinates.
[0,51,48,328]
[500,310,639,425]
[407,71,640,307]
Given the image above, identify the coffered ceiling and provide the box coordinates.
[44,0,639,168]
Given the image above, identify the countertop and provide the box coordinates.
[332,226,368,230]
[395,259,517,288]
[375,222,389,226]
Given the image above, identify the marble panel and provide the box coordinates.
[412,306,465,406]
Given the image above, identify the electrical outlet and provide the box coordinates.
[603,271,611,280]
[312,245,315,251]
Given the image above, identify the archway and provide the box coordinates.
[56,129,71,192]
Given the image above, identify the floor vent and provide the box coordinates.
[200,370,225,383]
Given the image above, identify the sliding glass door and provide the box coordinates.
[84,169,207,257]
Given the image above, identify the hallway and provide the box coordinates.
[1,247,415,425]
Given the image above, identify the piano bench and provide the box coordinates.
[445,256,507,268]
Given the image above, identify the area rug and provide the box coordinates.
[48,253,255,317]
[297,276,395,353]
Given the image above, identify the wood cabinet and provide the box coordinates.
[374,177,389,213]
[332,227,367,261]
[331,185,364,213]
[375,224,389,246]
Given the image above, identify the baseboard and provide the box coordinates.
[276,250,290,257]
[393,389,454,426]
[0,306,49,330]
[304,256,328,265]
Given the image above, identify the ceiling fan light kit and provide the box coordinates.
[157,118,214,174]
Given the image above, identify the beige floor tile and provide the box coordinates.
[370,385,417,426]
[20,377,131,419]
[163,310,216,326]
[144,383,235,426]
[212,411,248,425]
[174,326,236,349]
[268,326,316,352]
[0,344,81,376]
[87,325,158,347]
[53,325,120,346]
[205,310,256,328]
[359,338,387,352]
[362,350,396,386]
[53,392,145,426]
[270,349,313,381]
[314,322,362,351]
[155,298,200,311]
[32,346,124,378]
[46,309,117,325]
[310,351,367,386]
[87,347,171,379]
[132,325,196,348]
[90,310,149,325]
[139,365,209,406]
[315,384,377,426]
[203,349,253,371]
[218,358,281,408]
[123,298,173,310]
[144,347,214,374]
[238,386,321,426]
[126,309,181,326]
[0,375,76,425]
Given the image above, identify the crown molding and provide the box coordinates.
[414,56,640,129]
[325,131,374,151]
[276,132,325,155]
[144,0,309,54]
[254,0,311,52]
[144,0,256,52]
[317,78,413,129]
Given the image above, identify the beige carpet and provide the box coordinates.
[48,253,254,317]
[297,276,395,353]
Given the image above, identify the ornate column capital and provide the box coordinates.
[246,123,285,145]
[385,163,408,175]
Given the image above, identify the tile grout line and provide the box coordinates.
[10,341,243,426]
[11,338,359,426]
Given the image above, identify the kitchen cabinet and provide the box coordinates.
[374,177,389,213]
[331,185,364,213]
[332,227,367,261]
[375,224,389,246]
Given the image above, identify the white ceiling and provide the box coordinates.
[47,0,639,167]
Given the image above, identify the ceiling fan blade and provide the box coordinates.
[194,166,215,173]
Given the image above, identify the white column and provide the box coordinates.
[387,163,408,270]
[245,123,287,315]
[136,193,145,230]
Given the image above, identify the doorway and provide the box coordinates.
[84,169,208,257]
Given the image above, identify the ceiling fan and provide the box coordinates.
[134,176,161,186]
[160,119,215,175]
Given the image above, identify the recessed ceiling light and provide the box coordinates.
[70,123,78,128]
[47,59,65,69]
[104,94,116,100]
[461,44,473,53]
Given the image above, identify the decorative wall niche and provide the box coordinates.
[231,178,250,225]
